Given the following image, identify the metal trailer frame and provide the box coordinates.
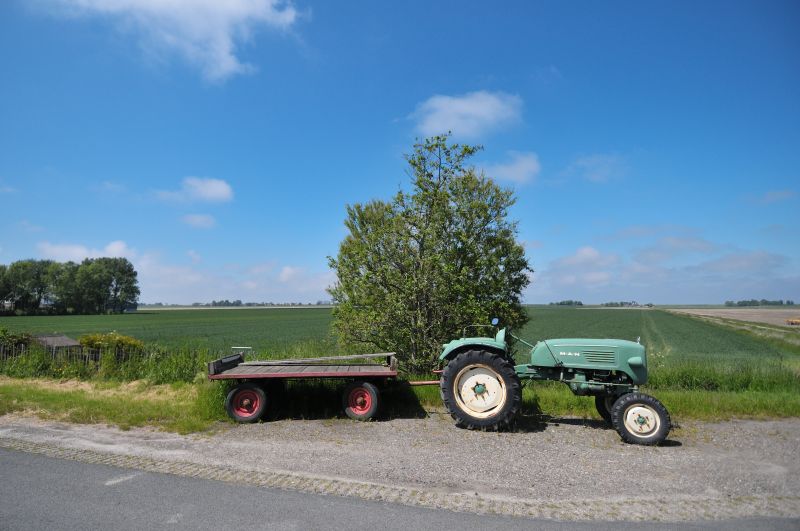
[208,352,399,422]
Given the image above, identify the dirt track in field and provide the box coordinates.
[670,308,800,327]
[1,413,798,522]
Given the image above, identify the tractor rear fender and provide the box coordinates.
[439,337,509,363]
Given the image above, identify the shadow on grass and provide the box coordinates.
[263,379,427,421]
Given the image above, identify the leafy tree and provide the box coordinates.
[98,257,140,313]
[5,260,51,312]
[47,261,79,313]
[328,135,531,371]
[0,265,10,305]
[1,257,139,315]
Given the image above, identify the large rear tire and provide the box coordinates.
[611,392,671,445]
[595,395,615,424]
[440,350,521,431]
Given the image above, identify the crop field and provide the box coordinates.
[0,306,800,374]
[2,306,799,366]
[517,307,799,364]
[0,308,336,355]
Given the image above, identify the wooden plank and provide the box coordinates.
[239,352,395,366]
[208,358,400,381]
[209,368,397,380]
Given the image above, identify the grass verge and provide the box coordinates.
[0,376,230,434]
[2,376,798,435]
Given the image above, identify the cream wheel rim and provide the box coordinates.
[623,404,660,438]
[453,364,506,419]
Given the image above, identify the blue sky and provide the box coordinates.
[1,0,798,304]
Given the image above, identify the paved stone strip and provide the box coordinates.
[1,436,798,522]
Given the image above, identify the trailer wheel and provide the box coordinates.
[611,392,671,445]
[225,383,268,423]
[594,395,616,424]
[441,349,521,431]
[342,381,379,421]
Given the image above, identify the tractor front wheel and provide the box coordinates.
[441,350,521,431]
[610,392,671,445]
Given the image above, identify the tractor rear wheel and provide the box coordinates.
[594,395,615,424]
[610,392,671,445]
[441,349,521,431]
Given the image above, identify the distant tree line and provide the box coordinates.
[724,299,795,307]
[141,300,333,308]
[600,301,653,307]
[549,300,583,306]
[0,258,140,315]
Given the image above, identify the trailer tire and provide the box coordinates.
[441,349,521,431]
[225,383,268,423]
[594,395,615,424]
[611,392,671,445]
[342,381,379,421]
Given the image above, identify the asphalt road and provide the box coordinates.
[1,449,797,531]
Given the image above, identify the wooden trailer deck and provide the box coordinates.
[207,352,398,380]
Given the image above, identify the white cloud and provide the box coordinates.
[157,177,233,203]
[17,220,44,233]
[247,262,274,275]
[138,256,334,304]
[483,152,540,183]
[635,236,717,265]
[692,251,787,274]
[757,189,795,205]
[35,238,335,303]
[278,265,300,282]
[95,180,127,194]
[527,239,795,304]
[37,240,135,262]
[568,154,626,183]
[182,214,216,228]
[0,185,15,194]
[43,0,299,81]
[546,246,619,288]
[411,91,522,139]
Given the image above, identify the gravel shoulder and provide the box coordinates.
[1,413,798,521]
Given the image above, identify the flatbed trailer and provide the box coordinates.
[208,352,398,422]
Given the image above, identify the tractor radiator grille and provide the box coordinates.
[583,351,616,364]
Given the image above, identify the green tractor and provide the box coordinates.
[439,319,671,445]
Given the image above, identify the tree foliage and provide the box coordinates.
[328,135,531,370]
[0,257,140,315]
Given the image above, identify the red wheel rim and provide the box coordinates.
[348,387,372,416]
[233,390,260,417]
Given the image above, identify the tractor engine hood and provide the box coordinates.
[531,338,647,384]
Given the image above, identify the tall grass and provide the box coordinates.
[647,360,800,393]
[0,338,339,384]
[0,345,210,384]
